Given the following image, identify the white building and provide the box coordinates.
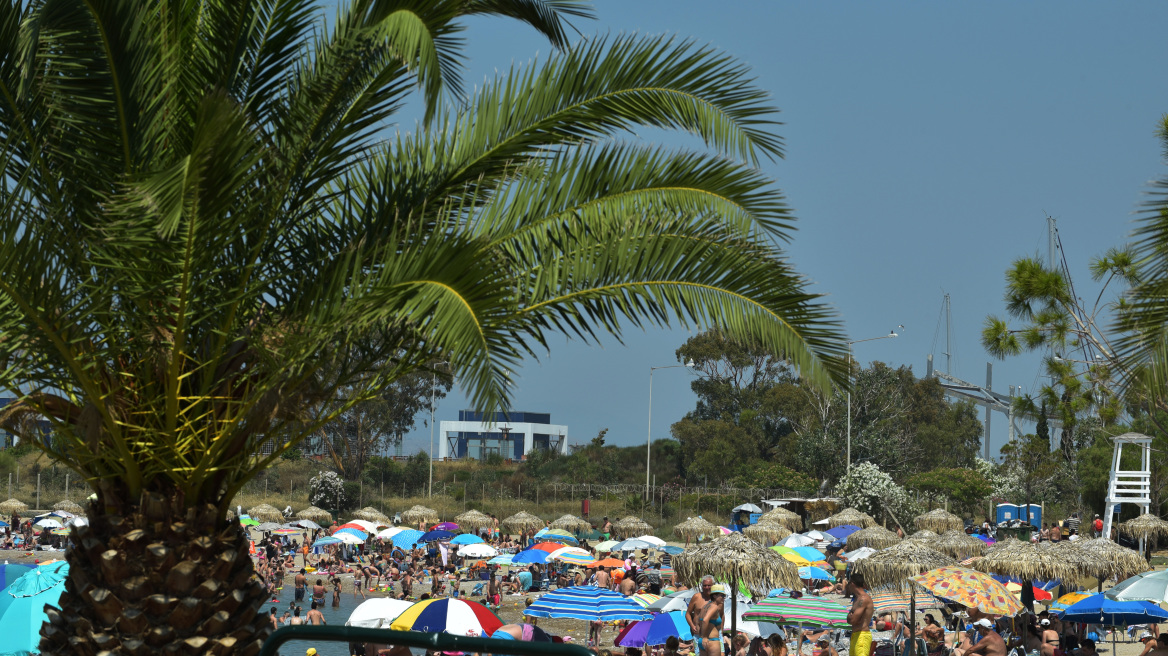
[438,410,568,461]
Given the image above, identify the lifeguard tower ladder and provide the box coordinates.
[1101,432,1152,544]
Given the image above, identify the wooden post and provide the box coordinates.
[65,473,69,500]
[36,473,40,510]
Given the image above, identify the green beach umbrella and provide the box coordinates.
[239,515,259,527]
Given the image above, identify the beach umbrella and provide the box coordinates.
[973,538,1077,587]
[0,562,68,654]
[334,531,365,545]
[804,530,832,541]
[432,522,459,531]
[352,507,391,524]
[1057,593,1168,625]
[238,515,259,527]
[799,566,836,581]
[523,584,651,621]
[914,508,965,533]
[418,530,454,543]
[673,517,719,543]
[849,541,956,591]
[660,545,684,555]
[488,554,516,566]
[376,527,404,540]
[733,503,763,514]
[743,522,792,544]
[930,529,989,559]
[296,506,333,524]
[293,519,322,530]
[1071,538,1149,582]
[513,548,552,564]
[401,505,439,525]
[341,519,380,533]
[780,533,816,547]
[614,516,654,538]
[52,499,84,515]
[760,507,803,532]
[844,547,877,561]
[255,521,283,532]
[674,531,802,639]
[0,564,33,591]
[594,540,620,552]
[346,597,414,628]
[247,503,284,523]
[770,546,812,566]
[458,543,499,559]
[34,517,62,529]
[390,598,503,637]
[741,595,850,627]
[548,547,594,566]
[272,527,300,535]
[390,529,424,549]
[491,624,553,642]
[550,514,591,532]
[526,541,565,553]
[500,510,544,535]
[335,527,368,540]
[1050,591,1092,613]
[908,566,1024,615]
[539,529,579,545]
[906,530,938,543]
[845,526,901,550]
[870,590,945,615]
[450,534,484,545]
[793,546,827,562]
[1105,569,1168,603]
[587,558,628,569]
[616,611,692,648]
[0,498,27,515]
[637,535,667,547]
[455,509,493,532]
[611,538,655,552]
[312,536,342,547]
[630,593,661,608]
[825,508,877,529]
[825,524,861,539]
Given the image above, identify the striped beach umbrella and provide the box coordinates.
[389,598,503,637]
[741,595,850,627]
[630,593,661,608]
[548,547,594,566]
[870,590,945,615]
[616,611,692,647]
[523,585,651,622]
[312,536,341,547]
[335,527,368,540]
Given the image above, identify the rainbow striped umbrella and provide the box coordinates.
[389,598,503,637]
[871,589,945,614]
[272,528,300,535]
[741,595,850,627]
[548,547,594,566]
[630,593,661,608]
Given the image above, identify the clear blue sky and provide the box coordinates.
[397,1,1168,459]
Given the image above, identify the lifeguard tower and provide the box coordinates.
[1101,432,1153,545]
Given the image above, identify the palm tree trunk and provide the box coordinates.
[40,492,270,656]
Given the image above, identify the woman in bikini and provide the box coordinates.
[311,578,327,607]
[1040,619,1061,656]
[331,577,342,607]
[697,585,727,656]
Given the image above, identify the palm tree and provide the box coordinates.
[0,0,847,652]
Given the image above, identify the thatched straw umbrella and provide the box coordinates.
[296,506,333,524]
[851,541,956,591]
[826,507,877,529]
[401,505,439,525]
[742,522,792,544]
[614,516,654,538]
[906,530,938,543]
[550,514,591,532]
[914,508,964,533]
[1070,538,1149,583]
[247,503,284,523]
[760,507,803,532]
[846,525,901,550]
[455,509,493,532]
[53,499,84,515]
[0,498,28,515]
[1119,513,1168,541]
[929,529,988,559]
[674,532,803,638]
[352,506,390,524]
[973,539,1077,584]
[501,510,544,535]
[674,517,718,545]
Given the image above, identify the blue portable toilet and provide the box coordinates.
[1021,504,1042,527]
[995,503,1019,524]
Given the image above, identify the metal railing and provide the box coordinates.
[260,626,593,656]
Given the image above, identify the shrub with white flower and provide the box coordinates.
[308,470,346,509]
[835,461,919,524]
[975,457,1022,500]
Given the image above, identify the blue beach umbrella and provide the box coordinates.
[0,564,33,591]
[617,610,693,647]
[793,546,827,562]
[799,566,836,582]
[488,554,516,566]
[312,536,342,548]
[825,525,861,539]
[334,527,368,540]
[1056,594,1168,625]
[0,562,68,655]
[512,548,552,564]
[391,529,425,549]
[524,585,651,622]
[419,530,455,543]
[659,545,684,555]
[450,534,484,545]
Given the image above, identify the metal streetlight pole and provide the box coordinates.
[646,359,695,499]
[429,361,449,499]
[847,328,901,471]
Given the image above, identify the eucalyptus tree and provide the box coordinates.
[0,0,846,652]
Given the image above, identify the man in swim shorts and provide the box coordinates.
[846,572,874,656]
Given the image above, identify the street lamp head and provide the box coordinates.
[685,359,695,367]
[889,331,898,337]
